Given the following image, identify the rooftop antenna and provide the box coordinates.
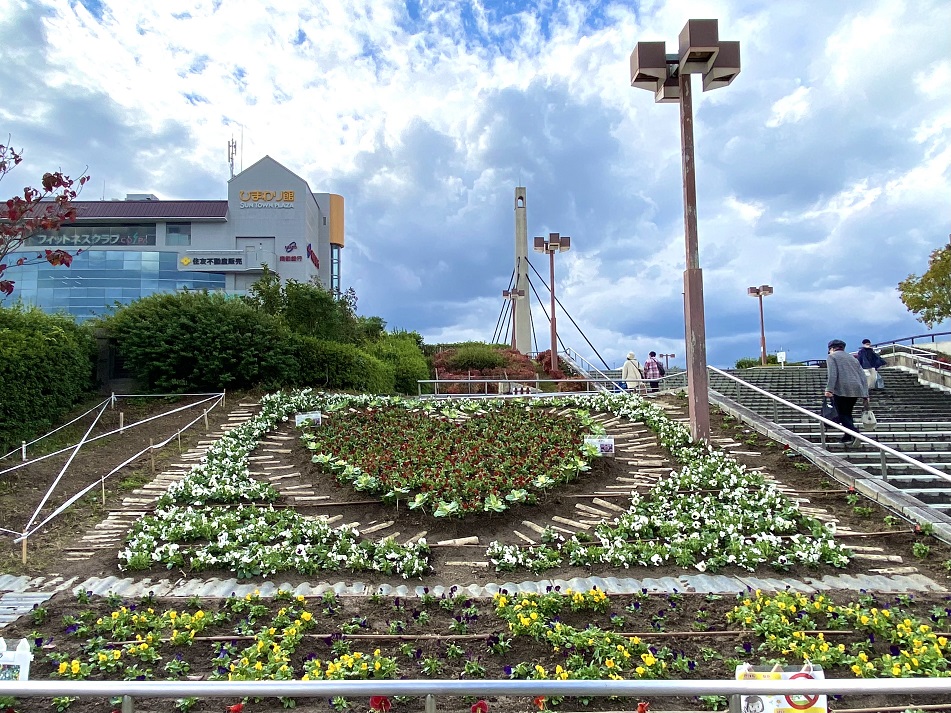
[228,137,237,179]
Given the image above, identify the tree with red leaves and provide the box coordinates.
[0,139,88,297]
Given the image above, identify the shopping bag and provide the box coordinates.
[861,408,877,430]
[864,368,877,389]
[820,397,839,422]
[875,371,885,390]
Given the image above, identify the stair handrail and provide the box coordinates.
[561,347,616,392]
[708,365,951,484]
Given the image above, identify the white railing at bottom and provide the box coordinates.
[2,677,951,711]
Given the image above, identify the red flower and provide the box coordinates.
[471,701,489,713]
[228,704,245,713]
[637,703,651,713]
[533,696,546,711]
[370,696,392,713]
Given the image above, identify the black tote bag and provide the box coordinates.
[820,396,839,422]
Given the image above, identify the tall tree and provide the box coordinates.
[0,140,88,296]
[898,243,951,329]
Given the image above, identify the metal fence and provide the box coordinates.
[3,677,951,712]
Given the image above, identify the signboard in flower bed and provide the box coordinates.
[733,664,826,713]
[584,435,615,456]
[294,410,322,426]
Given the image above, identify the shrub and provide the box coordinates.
[369,331,430,394]
[103,291,299,392]
[295,337,395,394]
[445,343,506,371]
[735,354,782,369]
[0,305,96,453]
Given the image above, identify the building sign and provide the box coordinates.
[279,255,302,262]
[179,252,247,271]
[306,243,319,269]
[24,224,157,247]
[239,190,295,209]
[284,241,298,253]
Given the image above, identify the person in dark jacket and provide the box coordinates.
[824,339,869,444]
[856,339,887,391]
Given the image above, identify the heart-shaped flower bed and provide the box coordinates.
[302,400,598,517]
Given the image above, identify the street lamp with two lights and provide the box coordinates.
[533,232,571,368]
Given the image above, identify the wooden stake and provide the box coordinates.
[177,430,182,454]
[21,538,26,565]
[150,438,155,473]
[203,409,209,430]
[119,412,124,432]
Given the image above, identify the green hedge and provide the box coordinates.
[0,306,95,453]
[445,343,507,371]
[369,332,430,394]
[295,337,395,393]
[104,291,299,391]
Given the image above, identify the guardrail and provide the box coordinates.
[708,366,951,483]
[417,372,688,397]
[3,676,951,712]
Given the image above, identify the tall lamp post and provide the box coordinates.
[659,353,676,370]
[502,288,526,349]
[747,285,773,366]
[533,232,571,367]
[630,19,741,442]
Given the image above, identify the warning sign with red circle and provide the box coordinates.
[735,665,827,713]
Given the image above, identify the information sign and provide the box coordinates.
[584,436,615,456]
[0,638,33,681]
[732,664,826,713]
[294,411,322,426]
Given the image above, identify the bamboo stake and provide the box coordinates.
[20,538,26,565]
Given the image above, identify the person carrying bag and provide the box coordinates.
[857,339,887,391]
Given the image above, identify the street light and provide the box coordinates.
[747,285,773,366]
[630,19,741,442]
[502,288,526,349]
[533,232,571,368]
[659,353,676,370]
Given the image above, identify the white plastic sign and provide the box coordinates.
[294,411,322,426]
[0,638,33,681]
[584,436,615,456]
[732,664,826,713]
[777,352,787,364]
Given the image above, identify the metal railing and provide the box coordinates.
[709,366,951,483]
[3,676,951,711]
[417,371,688,397]
[561,347,615,392]
[874,330,951,348]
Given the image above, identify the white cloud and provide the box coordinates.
[1,0,949,369]
[765,85,812,128]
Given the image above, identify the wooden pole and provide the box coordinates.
[203,409,209,430]
[149,438,155,473]
[119,412,124,432]
[21,538,26,565]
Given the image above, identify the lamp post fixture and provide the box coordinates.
[502,288,526,349]
[630,19,741,442]
[747,285,773,366]
[659,353,676,370]
[533,232,571,368]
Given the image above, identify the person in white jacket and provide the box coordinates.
[621,352,643,392]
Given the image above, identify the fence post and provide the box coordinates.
[121,694,134,713]
[425,694,436,713]
[880,451,888,481]
[21,441,26,462]
[203,409,209,430]
[119,412,124,433]
[21,538,26,566]
[819,421,827,449]
[223,389,227,407]
[178,431,183,454]
[150,439,155,474]
[111,392,116,409]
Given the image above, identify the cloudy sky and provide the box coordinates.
[1,0,949,368]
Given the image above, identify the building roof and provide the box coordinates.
[69,200,229,221]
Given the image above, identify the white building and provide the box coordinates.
[8,156,344,320]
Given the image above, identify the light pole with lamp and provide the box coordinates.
[659,353,676,370]
[533,232,570,369]
[747,285,773,366]
[502,288,526,349]
[630,19,741,442]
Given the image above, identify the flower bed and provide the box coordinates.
[10,586,951,712]
[302,398,597,516]
[486,393,850,573]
